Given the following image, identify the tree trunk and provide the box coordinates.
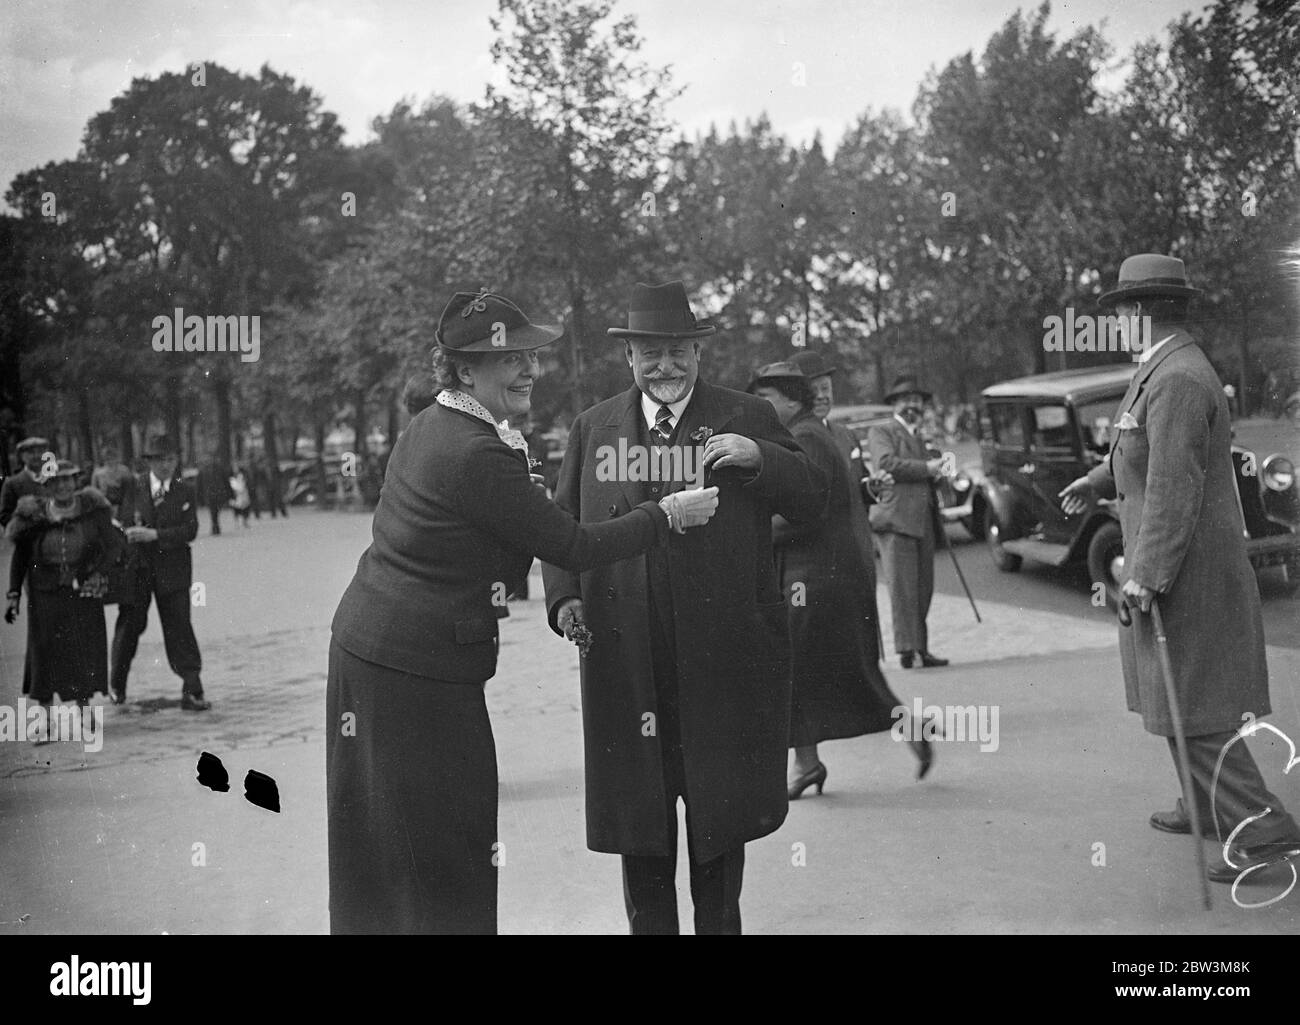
[164,383,183,458]
[315,418,329,509]
[77,389,95,465]
[119,417,135,465]
[186,414,197,466]
[262,412,283,511]
[212,373,233,474]
[386,394,398,453]
[354,387,368,461]
[1238,303,1251,418]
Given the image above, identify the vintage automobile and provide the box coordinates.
[829,404,985,537]
[977,364,1300,605]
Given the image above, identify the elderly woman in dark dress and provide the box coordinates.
[328,290,718,934]
[5,460,125,742]
[748,363,932,798]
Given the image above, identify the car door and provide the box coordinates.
[1024,402,1083,543]
[985,400,1033,535]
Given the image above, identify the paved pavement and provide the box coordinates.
[2,509,1298,934]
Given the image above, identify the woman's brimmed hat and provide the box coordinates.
[746,360,807,393]
[789,350,838,378]
[608,281,716,339]
[1099,253,1201,308]
[435,289,563,352]
[883,375,932,403]
[44,459,81,481]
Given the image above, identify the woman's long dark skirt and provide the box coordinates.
[28,586,108,703]
[326,639,498,934]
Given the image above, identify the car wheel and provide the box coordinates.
[987,518,1022,572]
[1086,520,1125,608]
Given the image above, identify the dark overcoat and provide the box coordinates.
[1085,331,1269,736]
[116,474,199,600]
[776,412,899,745]
[543,380,829,862]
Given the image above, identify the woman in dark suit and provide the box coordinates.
[5,461,125,741]
[328,290,718,934]
[748,363,931,798]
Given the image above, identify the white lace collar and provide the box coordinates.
[436,389,529,455]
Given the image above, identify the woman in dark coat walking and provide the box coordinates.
[749,363,931,797]
[327,290,718,934]
[5,461,125,739]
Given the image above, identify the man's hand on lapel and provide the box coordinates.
[702,434,760,472]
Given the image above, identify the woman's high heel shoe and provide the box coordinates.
[788,762,828,800]
[908,715,942,780]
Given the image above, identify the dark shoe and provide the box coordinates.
[788,762,828,800]
[900,651,917,669]
[181,693,211,712]
[1150,802,1216,838]
[1207,842,1300,884]
[919,652,949,667]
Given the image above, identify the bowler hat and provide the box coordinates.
[789,350,838,378]
[16,436,49,454]
[1099,253,1200,308]
[435,289,564,353]
[747,360,807,393]
[608,281,716,339]
[883,375,933,404]
[142,434,179,458]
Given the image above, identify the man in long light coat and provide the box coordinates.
[1061,254,1300,882]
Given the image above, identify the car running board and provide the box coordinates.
[1000,537,1073,566]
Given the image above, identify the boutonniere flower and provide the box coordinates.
[528,456,543,473]
[690,426,714,443]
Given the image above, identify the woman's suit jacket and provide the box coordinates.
[332,400,669,683]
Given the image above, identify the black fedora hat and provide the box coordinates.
[142,434,179,458]
[435,289,564,353]
[746,360,807,393]
[789,349,838,378]
[1099,253,1201,308]
[608,281,716,339]
[883,375,932,404]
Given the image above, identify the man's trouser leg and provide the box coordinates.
[1173,732,1300,849]
[110,600,150,695]
[156,586,203,694]
[877,531,924,654]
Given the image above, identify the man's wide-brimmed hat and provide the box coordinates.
[16,436,49,454]
[883,375,933,404]
[746,360,807,393]
[142,434,178,458]
[608,281,716,339]
[789,349,838,378]
[1099,253,1201,308]
[435,289,564,353]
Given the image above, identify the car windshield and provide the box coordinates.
[987,403,1025,448]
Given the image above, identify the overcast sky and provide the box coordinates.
[1,0,1200,203]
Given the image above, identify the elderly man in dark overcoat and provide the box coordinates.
[1061,253,1300,882]
[543,280,828,935]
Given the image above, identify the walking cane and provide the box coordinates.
[1119,595,1212,910]
[937,516,982,624]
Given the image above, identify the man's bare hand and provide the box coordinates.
[556,598,585,640]
[1058,476,1095,517]
[702,434,761,472]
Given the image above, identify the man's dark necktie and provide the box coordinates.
[653,404,673,444]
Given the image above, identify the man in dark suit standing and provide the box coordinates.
[1,437,53,528]
[867,377,949,669]
[543,281,828,935]
[1061,253,1300,882]
[110,434,210,710]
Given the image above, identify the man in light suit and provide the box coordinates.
[543,280,828,935]
[1061,253,1300,882]
[867,377,949,668]
[111,434,210,710]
